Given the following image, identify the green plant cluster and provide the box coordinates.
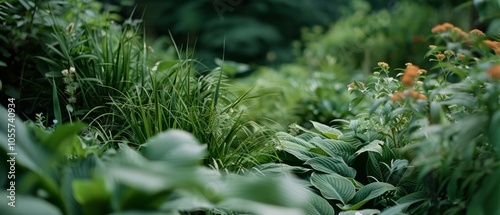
[1,0,277,173]
[0,108,334,215]
[277,21,500,214]
[1,0,500,214]
[0,0,121,117]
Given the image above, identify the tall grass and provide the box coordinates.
[30,1,277,173]
[106,44,277,172]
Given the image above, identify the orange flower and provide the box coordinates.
[484,40,500,55]
[442,22,454,29]
[417,94,427,100]
[431,25,446,33]
[401,65,421,86]
[377,62,389,68]
[408,89,427,100]
[405,65,420,78]
[431,23,455,33]
[390,92,405,101]
[401,75,415,86]
[390,90,427,101]
[436,53,446,60]
[452,27,468,40]
[347,82,365,90]
[488,64,500,80]
[469,29,485,39]
[458,53,466,59]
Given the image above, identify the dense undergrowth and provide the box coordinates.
[1,0,500,214]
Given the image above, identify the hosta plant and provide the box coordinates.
[276,121,420,214]
[279,22,500,214]
[0,106,333,215]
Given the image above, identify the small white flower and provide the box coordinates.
[61,69,69,76]
[152,61,160,72]
[69,67,76,74]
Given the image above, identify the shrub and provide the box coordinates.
[277,22,500,214]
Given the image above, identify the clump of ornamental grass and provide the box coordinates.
[102,45,278,173]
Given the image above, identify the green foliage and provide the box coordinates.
[0,106,330,215]
[316,22,500,214]
[0,0,121,118]
[124,0,343,65]
[0,0,276,174]
[106,53,277,172]
[277,121,413,213]
[232,64,355,130]
[296,0,440,74]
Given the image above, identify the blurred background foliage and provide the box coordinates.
[2,0,500,127]
[109,0,498,68]
[93,0,500,129]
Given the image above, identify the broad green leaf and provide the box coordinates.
[369,98,386,115]
[0,107,48,173]
[344,182,396,210]
[366,153,384,182]
[106,164,171,193]
[309,138,356,162]
[380,202,418,215]
[355,140,383,156]
[302,192,336,215]
[277,132,315,149]
[467,168,500,215]
[250,163,310,176]
[311,121,342,139]
[339,209,380,215]
[0,193,62,215]
[349,96,365,111]
[223,175,310,207]
[396,191,428,204]
[347,178,365,189]
[42,122,86,154]
[429,101,443,124]
[109,212,176,215]
[309,147,329,156]
[73,178,110,205]
[310,173,356,204]
[160,196,215,212]
[379,191,428,215]
[140,130,206,166]
[220,199,304,215]
[305,157,356,178]
[489,110,500,154]
[284,148,322,161]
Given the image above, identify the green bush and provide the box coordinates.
[0,106,332,215]
[276,22,500,214]
[0,0,121,119]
